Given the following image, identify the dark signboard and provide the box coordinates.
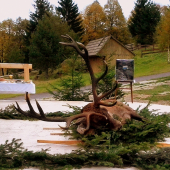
[116,59,134,81]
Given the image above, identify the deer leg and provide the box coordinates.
[130,112,146,122]
[101,108,122,130]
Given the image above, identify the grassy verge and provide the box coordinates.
[134,84,170,102]
[134,51,170,77]
[131,76,170,104]
[33,72,91,94]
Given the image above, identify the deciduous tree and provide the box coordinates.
[104,0,130,44]
[0,21,10,63]
[0,18,28,73]
[5,18,28,63]
[82,0,106,43]
[156,7,170,62]
[128,0,160,45]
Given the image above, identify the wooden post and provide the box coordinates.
[24,64,30,82]
[115,81,133,103]
[37,140,83,145]
[130,82,133,103]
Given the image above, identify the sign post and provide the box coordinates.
[115,59,134,103]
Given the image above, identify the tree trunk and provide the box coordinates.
[168,44,170,63]
[45,68,49,79]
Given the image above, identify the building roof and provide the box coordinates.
[85,35,135,57]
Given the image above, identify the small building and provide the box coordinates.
[85,35,135,73]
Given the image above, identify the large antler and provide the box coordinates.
[14,92,66,122]
[59,111,107,134]
[60,35,118,108]
[15,92,108,134]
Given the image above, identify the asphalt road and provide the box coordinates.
[3,72,170,101]
[134,72,170,82]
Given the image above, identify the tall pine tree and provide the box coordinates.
[128,0,160,45]
[24,0,51,62]
[56,0,84,35]
[28,0,50,34]
[29,14,77,78]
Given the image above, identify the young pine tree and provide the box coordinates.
[48,55,86,101]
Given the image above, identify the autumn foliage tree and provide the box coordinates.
[82,1,106,43]
[0,21,10,64]
[104,0,130,44]
[0,18,27,66]
[5,18,28,63]
[156,7,170,62]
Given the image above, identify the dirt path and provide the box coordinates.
[123,78,170,105]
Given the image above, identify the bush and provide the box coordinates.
[1,104,170,169]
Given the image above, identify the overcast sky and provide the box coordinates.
[0,0,169,22]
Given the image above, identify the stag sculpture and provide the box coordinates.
[15,35,145,135]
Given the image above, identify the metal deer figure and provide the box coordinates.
[15,35,145,135]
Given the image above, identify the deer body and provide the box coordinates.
[15,35,145,135]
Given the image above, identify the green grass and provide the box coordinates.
[134,51,170,77]
[134,84,170,102]
[0,94,22,100]
[132,74,170,103]
[34,72,91,93]
[135,84,170,95]
[147,94,170,102]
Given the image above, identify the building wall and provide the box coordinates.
[89,57,104,73]
[90,38,134,73]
